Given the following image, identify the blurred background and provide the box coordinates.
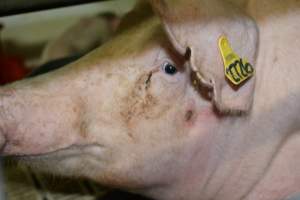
[0,0,136,84]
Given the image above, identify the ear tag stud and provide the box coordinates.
[218,36,254,86]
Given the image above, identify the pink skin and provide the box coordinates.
[0,16,220,191]
[1,1,300,200]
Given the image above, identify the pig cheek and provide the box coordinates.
[183,99,198,127]
[119,73,173,140]
[121,96,172,141]
[183,101,220,136]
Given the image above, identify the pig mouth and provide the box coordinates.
[11,143,105,163]
[3,144,102,178]
[8,143,107,178]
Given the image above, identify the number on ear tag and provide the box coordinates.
[218,36,255,86]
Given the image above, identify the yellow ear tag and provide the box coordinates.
[218,36,254,86]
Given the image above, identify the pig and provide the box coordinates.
[40,13,120,64]
[1,0,300,200]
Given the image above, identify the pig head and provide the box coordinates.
[1,1,300,200]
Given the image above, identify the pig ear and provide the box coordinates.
[149,0,259,113]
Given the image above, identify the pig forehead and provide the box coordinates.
[81,17,177,67]
[104,37,181,71]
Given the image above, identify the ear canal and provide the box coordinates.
[148,0,259,113]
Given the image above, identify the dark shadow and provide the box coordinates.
[100,191,153,200]
[3,160,152,200]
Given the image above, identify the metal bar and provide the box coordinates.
[0,0,109,17]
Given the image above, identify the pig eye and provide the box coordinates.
[163,62,178,75]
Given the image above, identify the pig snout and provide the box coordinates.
[0,88,15,150]
[0,84,84,156]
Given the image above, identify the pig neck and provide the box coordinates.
[142,2,300,200]
[213,1,300,199]
[243,1,300,199]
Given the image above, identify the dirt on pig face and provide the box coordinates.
[120,71,173,139]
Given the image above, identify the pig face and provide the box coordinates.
[3,0,300,199]
[1,0,270,199]
[1,15,218,190]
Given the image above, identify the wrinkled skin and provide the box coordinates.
[1,1,300,200]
